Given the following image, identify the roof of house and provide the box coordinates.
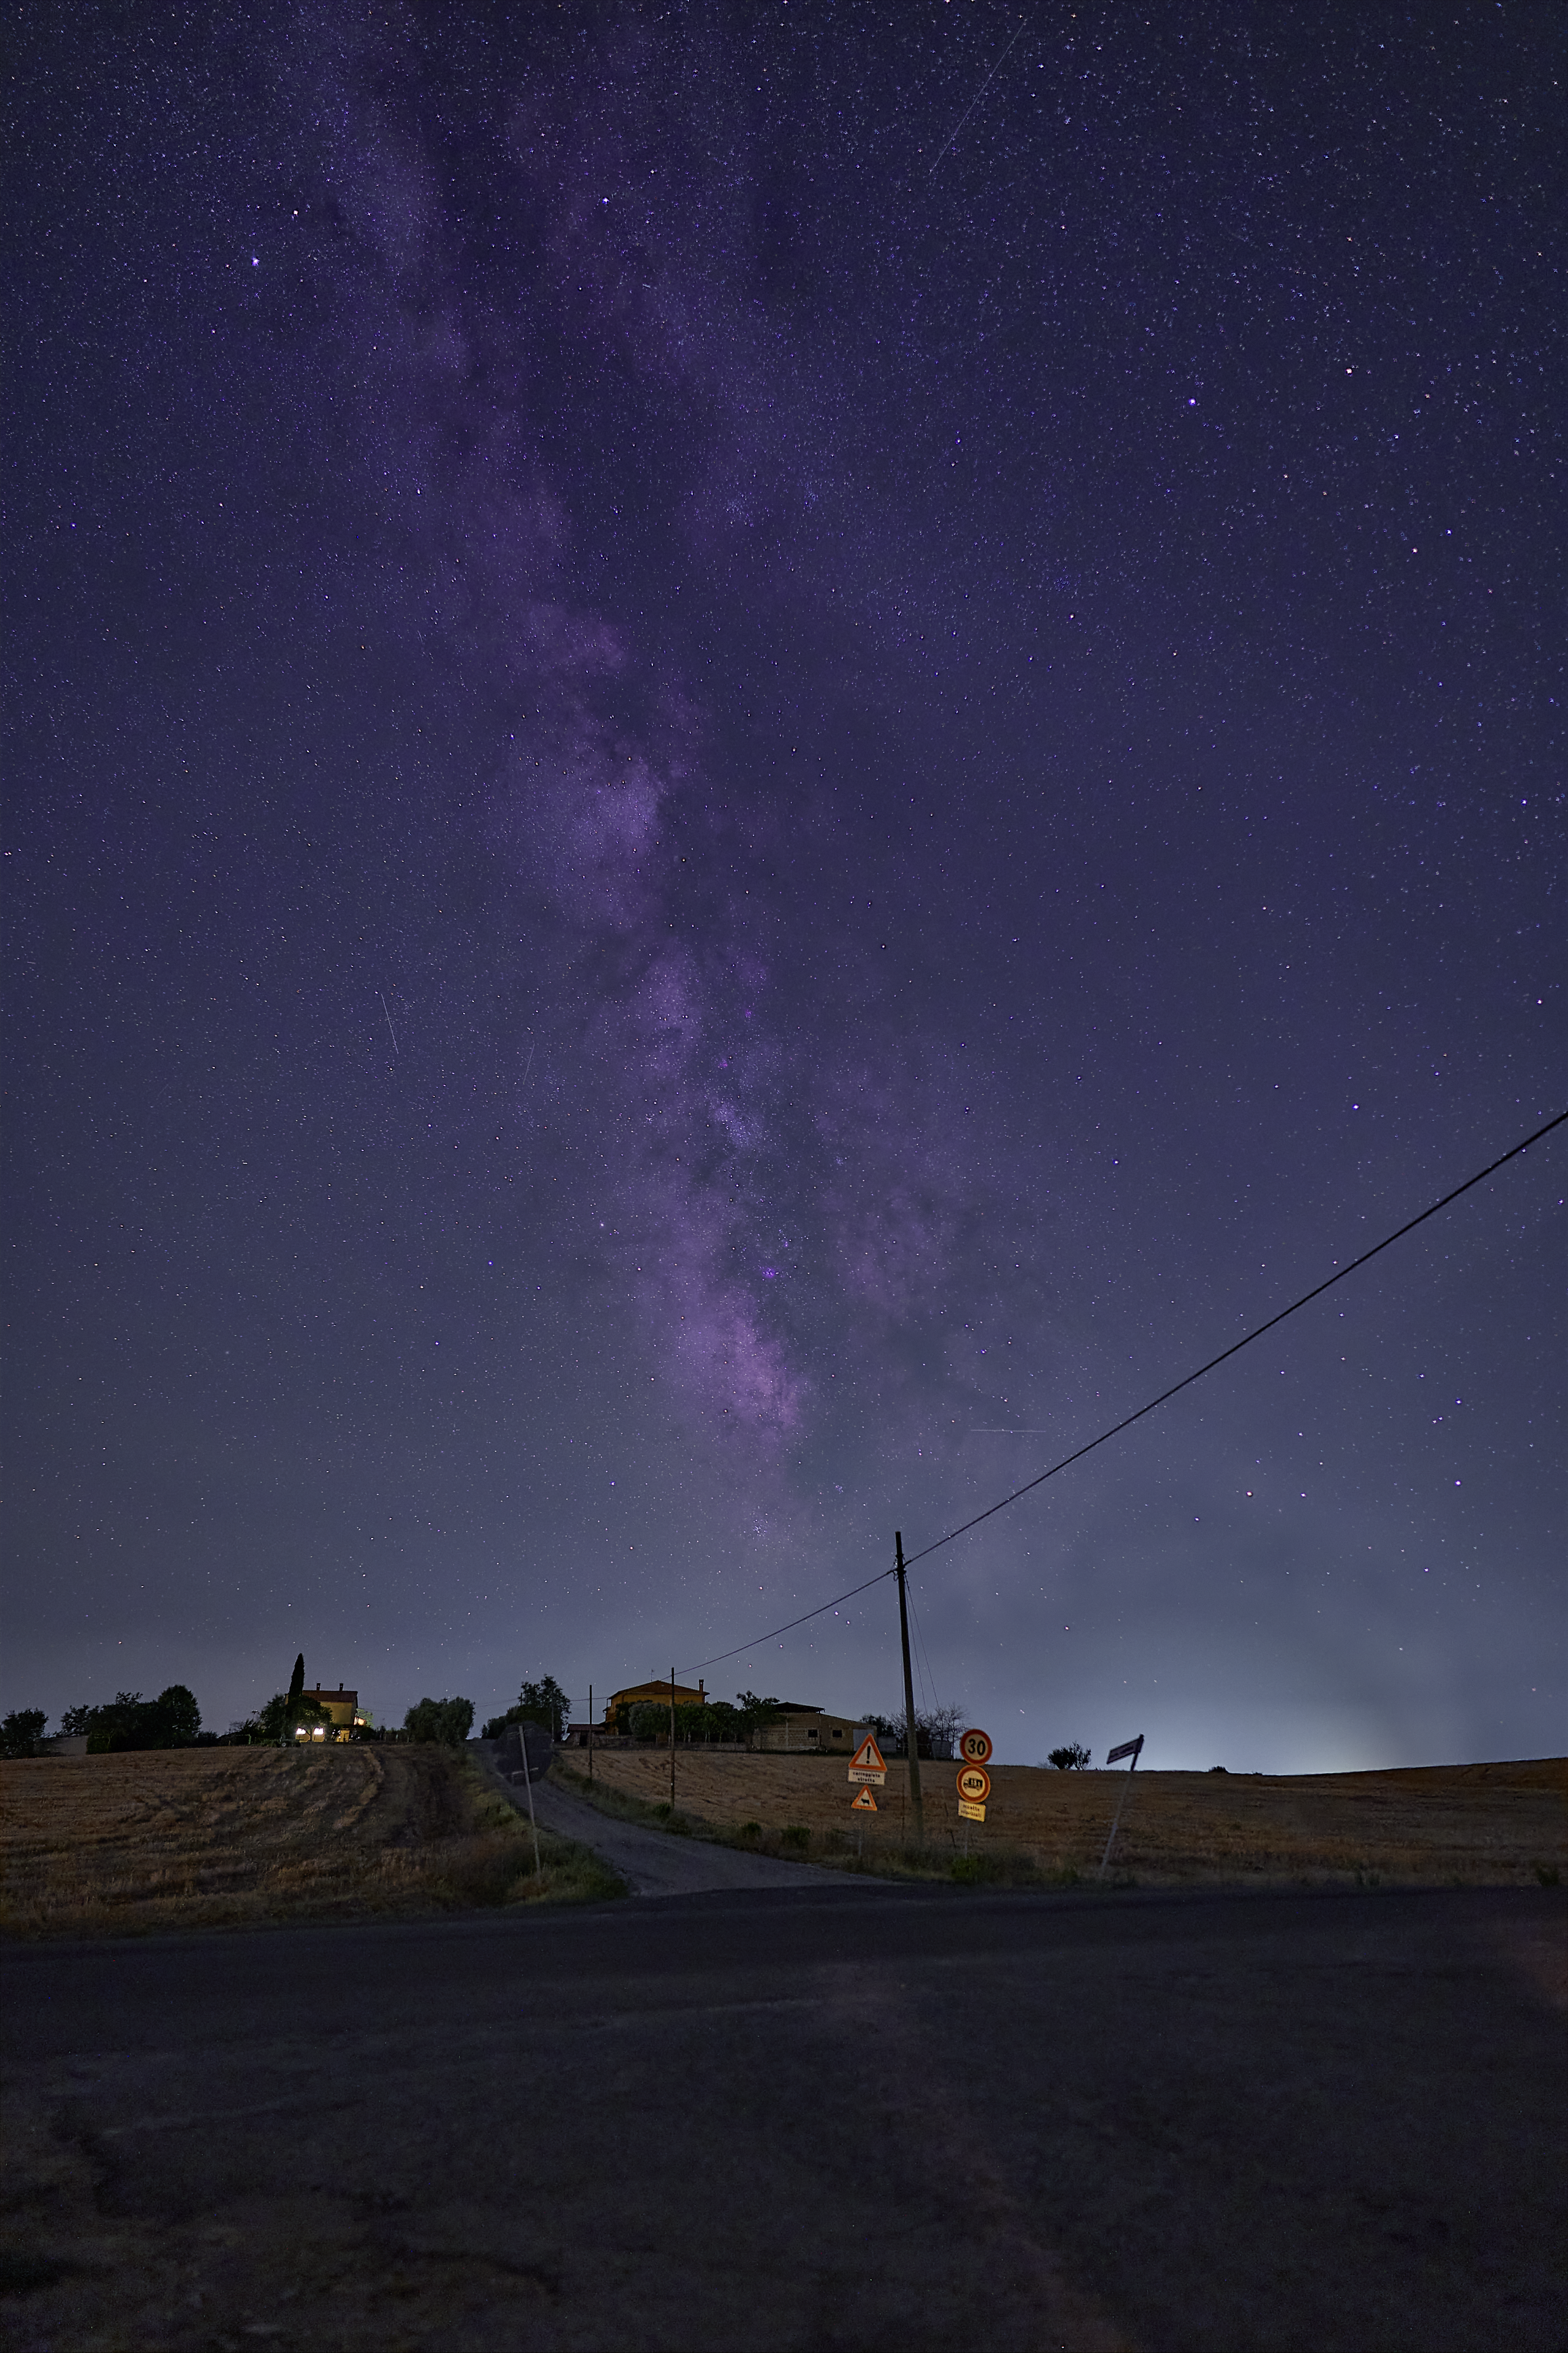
[603,1680,706,1709]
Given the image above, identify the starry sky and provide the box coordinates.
[6,1,1563,1767]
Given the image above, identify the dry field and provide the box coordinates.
[0,1745,619,1938]
[567,1748,1567,1885]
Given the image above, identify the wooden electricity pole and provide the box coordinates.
[895,1532,925,1849]
[669,1666,677,1810]
[587,1684,594,1783]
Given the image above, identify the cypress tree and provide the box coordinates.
[282,1653,305,1744]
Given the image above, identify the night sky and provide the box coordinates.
[7,3,1563,1768]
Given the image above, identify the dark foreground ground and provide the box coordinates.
[2,1883,1563,2352]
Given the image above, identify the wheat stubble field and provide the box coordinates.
[0,1745,616,1937]
[572,1748,1567,1884]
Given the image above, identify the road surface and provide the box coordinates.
[2,1884,1563,2350]
[490,1751,855,1896]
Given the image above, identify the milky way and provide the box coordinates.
[5,3,1562,1764]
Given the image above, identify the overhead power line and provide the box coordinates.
[683,1566,897,1676]
[901,1104,1566,1570]
[683,1106,1565,1674]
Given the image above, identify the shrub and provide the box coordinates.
[780,1824,811,1852]
[1047,1743,1091,1771]
[255,1690,332,1743]
[402,1696,475,1745]
[1,1709,47,1759]
[738,1820,762,1841]
[951,1852,1006,1885]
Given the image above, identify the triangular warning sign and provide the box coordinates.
[851,1787,878,1811]
[849,1734,887,1774]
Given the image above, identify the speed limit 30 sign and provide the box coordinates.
[956,1730,992,1823]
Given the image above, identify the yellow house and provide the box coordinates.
[602,1678,706,1724]
[299,1684,365,1743]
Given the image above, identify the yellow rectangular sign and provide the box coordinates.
[958,1798,986,1823]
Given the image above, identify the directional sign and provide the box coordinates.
[851,1787,878,1812]
[956,1764,992,1805]
[848,1734,887,1786]
[1107,1734,1145,1766]
[958,1727,993,1766]
[958,1799,986,1823]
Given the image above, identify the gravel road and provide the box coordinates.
[488,1751,865,1897]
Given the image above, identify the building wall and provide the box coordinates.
[755,1713,868,1754]
[601,1680,706,1722]
[301,1688,360,1742]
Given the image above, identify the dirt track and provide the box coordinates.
[570,1747,1567,1882]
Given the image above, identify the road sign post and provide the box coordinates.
[516,1708,543,1879]
[955,1740,992,1857]
[1098,1734,1145,1879]
[849,1737,886,1860]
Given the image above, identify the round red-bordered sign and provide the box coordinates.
[956,1764,992,1804]
[958,1727,993,1766]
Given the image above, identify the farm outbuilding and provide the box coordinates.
[753,1706,871,1755]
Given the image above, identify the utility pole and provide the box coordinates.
[895,1532,925,1850]
[587,1684,594,1783]
[669,1666,677,1810]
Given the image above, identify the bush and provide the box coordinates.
[255,1690,333,1743]
[1,1709,47,1759]
[404,1696,475,1746]
[951,1852,1006,1885]
[1047,1743,1091,1771]
[780,1824,811,1852]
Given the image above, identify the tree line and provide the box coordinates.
[2,1673,1086,1766]
[2,1688,203,1757]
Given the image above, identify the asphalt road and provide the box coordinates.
[2,1884,1563,2352]
[490,1753,849,1895]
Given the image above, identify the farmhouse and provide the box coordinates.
[601,1678,706,1722]
[299,1685,367,1742]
